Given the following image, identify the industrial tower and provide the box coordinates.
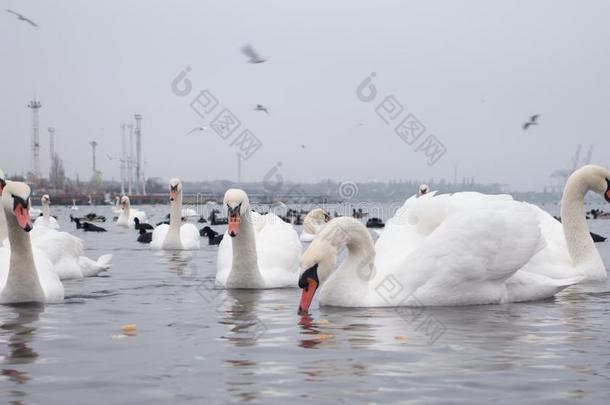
[48,127,55,188]
[120,123,127,195]
[90,141,98,174]
[28,98,42,182]
[134,114,143,194]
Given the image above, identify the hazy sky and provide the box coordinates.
[2,0,609,191]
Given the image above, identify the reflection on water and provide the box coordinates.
[157,250,198,278]
[0,205,609,403]
[0,304,44,403]
[218,289,266,347]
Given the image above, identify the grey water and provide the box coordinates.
[1,202,610,404]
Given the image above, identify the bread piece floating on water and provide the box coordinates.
[121,324,137,335]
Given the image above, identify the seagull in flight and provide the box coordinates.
[254,104,269,114]
[241,44,267,64]
[523,114,540,130]
[185,126,208,135]
[5,9,38,27]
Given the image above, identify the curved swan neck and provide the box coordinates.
[561,171,596,265]
[326,218,376,278]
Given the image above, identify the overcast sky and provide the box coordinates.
[2,0,609,191]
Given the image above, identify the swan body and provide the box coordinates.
[27,226,112,279]
[33,194,60,230]
[300,208,330,242]
[0,181,63,304]
[151,178,200,250]
[299,208,574,310]
[216,189,301,288]
[116,196,147,227]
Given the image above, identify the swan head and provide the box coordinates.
[308,208,331,223]
[570,165,610,203]
[41,194,50,206]
[1,181,33,232]
[297,224,343,313]
[418,184,429,196]
[169,178,182,201]
[224,188,250,237]
[120,195,130,209]
[0,169,6,196]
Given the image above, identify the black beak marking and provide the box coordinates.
[227,203,242,217]
[298,264,319,289]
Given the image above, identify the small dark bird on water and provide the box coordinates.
[83,222,107,232]
[137,228,153,243]
[523,114,540,130]
[200,226,224,245]
[134,217,154,231]
[241,44,266,64]
[5,9,38,27]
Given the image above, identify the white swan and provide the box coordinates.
[70,199,79,211]
[151,178,200,250]
[300,208,330,242]
[33,194,60,230]
[0,181,63,304]
[298,165,610,310]
[111,196,122,214]
[216,189,302,288]
[116,196,147,227]
[298,208,577,311]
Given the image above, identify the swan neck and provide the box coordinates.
[331,220,376,279]
[3,208,43,300]
[169,192,182,231]
[42,202,49,219]
[227,210,261,285]
[561,174,595,264]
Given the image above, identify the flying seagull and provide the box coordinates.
[5,9,38,27]
[241,44,266,64]
[185,126,208,135]
[523,114,540,130]
[254,104,269,114]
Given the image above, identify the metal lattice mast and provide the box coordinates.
[28,98,42,181]
[134,114,142,195]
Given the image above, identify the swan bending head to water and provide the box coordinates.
[298,217,374,312]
